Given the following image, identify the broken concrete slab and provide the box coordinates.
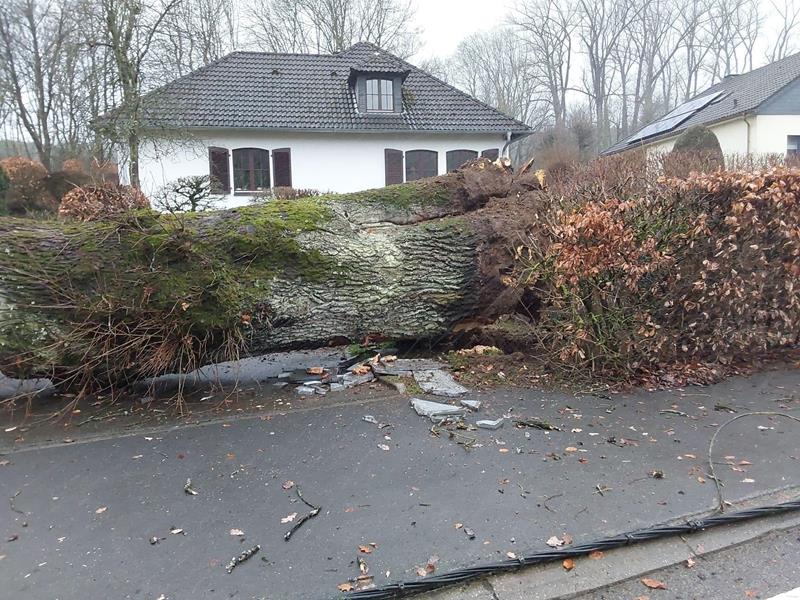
[372,359,447,377]
[476,418,504,430]
[461,399,482,411]
[413,370,469,397]
[342,371,375,388]
[295,385,316,396]
[410,398,466,418]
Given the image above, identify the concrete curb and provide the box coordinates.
[422,487,800,600]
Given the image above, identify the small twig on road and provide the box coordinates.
[9,490,26,516]
[225,544,260,573]
[659,409,690,417]
[541,493,563,513]
[708,411,800,512]
[183,478,198,496]
[284,486,321,541]
[593,484,612,496]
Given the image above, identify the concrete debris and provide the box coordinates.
[362,415,379,425]
[372,359,447,377]
[460,399,481,411]
[295,385,316,396]
[342,371,375,388]
[410,398,466,418]
[476,418,504,430]
[413,370,469,397]
[329,382,345,392]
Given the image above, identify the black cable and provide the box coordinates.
[339,497,800,599]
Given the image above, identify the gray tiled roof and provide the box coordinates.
[135,42,531,136]
[603,51,800,154]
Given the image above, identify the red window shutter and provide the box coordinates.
[446,149,478,172]
[384,149,403,185]
[481,148,500,160]
[273,148,292,188]
[208,147,230,192]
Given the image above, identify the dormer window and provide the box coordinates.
[366,78,394,112]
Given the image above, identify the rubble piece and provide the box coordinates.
[329,382,345,392]
[372,359,447,377]
[342,371,375,388]
[476,418,504,430]
[461,399,481,411]
[306,366,326,375]
[413,370,469,397]
[295,385,316,396]
[410,398,466,418]
[285,369,326,384]
[464,527,476,540]
[377,376,407,394]
[363,415,379,425]
[349,364,372,376]
[273,381,289,388]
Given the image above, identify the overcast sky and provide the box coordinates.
[411,0,515,59]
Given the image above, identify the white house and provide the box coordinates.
[603,51,800,159]
[120,43,531,207]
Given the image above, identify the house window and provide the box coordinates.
[481,148,500,160]
[446,149,478,172]
[272,148,292,188]
[405,150,438,181]
[788,135,800,157]
[366,78,394,111]
[233,148,270,192]
[208,147,230,193]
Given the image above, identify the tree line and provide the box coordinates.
[0,0,798,183]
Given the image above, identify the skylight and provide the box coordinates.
[626,90,725,145]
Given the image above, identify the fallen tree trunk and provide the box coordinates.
[0,159,536,388]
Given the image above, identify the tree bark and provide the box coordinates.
[0,160,532,387]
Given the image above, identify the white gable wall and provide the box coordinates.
[134,129,508,207]
[642,117,752,156]
[754,115,800,154]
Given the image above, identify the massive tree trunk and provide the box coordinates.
[0,159,538,388]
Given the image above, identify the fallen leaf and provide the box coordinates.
[641,578,667,590]
[589,550,604,560]
[565,446,578,453]
[425,555,439,574]
[454,523,463,529]
[546,535,567,547]
[415,566,428,577]
[684,454,697,459]
[337,582,354,592]
[506,551,517,559]
[562,558,575,571]
[742,478,755,483]
[225,452,236,460]
[0,459,10,466]
[282,480,295,490]
[744,590,759,598]
[95,506,108,514]
[358,545,373,554]
[562,533,573,545]
[281,512,298,524]
[377,444,391,451]
[230,528,244,536]
[498,448,510,454]
[686,557,696,568]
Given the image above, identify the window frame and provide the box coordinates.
[365,78,394,112]
[232,147,271,193]
[405,149,438,181]
[788,135,800,156]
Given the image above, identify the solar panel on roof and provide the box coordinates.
[626,90,725,145]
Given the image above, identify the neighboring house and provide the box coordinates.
[603,51,800,159]
[118,42,531,206]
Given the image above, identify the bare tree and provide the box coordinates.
[511,0,577,129]
[577,0,647,150]
[767,0,800,62]
[448,27,547,127]
[91,0,182,186]
[243,0,420,57]
[0,0,73,170]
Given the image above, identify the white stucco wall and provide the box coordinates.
[753,115,800,154]
[133,130,508,208]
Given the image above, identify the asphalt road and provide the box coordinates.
[1,368,799,600]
